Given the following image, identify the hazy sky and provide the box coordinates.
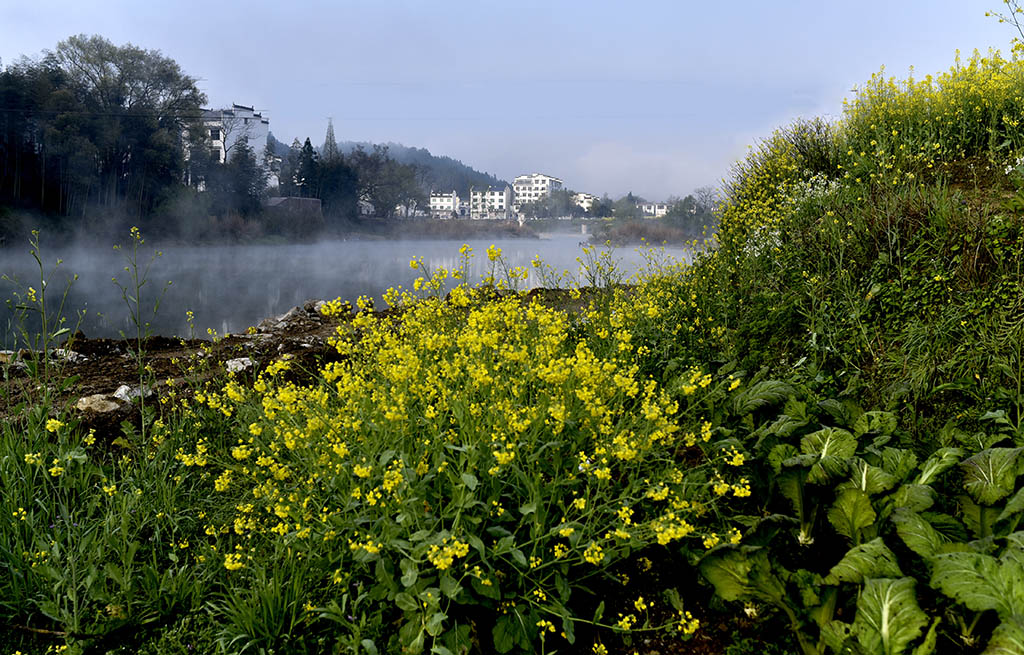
[1,0,1015,200]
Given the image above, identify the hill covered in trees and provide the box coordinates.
[268,133,508,196]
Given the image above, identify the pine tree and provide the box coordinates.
[322,118,340,162]
[297,138,320,198]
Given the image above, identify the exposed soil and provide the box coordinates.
[0,299,347,441]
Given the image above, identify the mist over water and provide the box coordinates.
[1,234,690,342]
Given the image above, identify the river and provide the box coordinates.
[1,234,690,342]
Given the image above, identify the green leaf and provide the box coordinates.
[460,473,478,490]
[916,514,966,547]
[912,617,941,655]
[890,484,937,513]
[733,380,795,414]
[997,487,1024,526]
[960,448,1023,505]
[853,411,898,437]
[511,549,527,567]
[360,639,379,655]
[881,448,919,482]
[930,551,1024,618]
[400,619,424,654]
[842,457,899,495]
[852,577,928,655]
[892,509,949,559]
[768,443,799,475]
[467,533,486,556]
[960,496,1000,540]
[440,573,462,600]
[915,447,962,486]
[470,573,500,600]
[561,611,576,644]
[699,548,755,602]
[802,428,858,484]
[395,592,420,612]
[828,489,876,541]
[493,615,518,654]
[983,616,1024,655]
[400,559,418,588]
[699,547,785,604]
[425,611,447,637]
[820,620,853,653]
[593,601,605,623]
[554,573,571,602]
[825,537,903,585]
[777,468,809,520]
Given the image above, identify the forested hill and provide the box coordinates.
[268,133,508,195]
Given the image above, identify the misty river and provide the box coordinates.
[1,234,691,342]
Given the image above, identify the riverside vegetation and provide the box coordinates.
[3,45,1024,655]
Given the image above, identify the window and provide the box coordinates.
[211,148,221,162]
[209,128,221,141]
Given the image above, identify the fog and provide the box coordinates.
[1,235,690,343]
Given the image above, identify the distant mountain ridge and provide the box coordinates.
[268,133,508,196]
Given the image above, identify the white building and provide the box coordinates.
[469,185,513,219]
[639,202,670,218]
[574,192,598,212]
[429,191,461,219]
[203,104,270,165]
[513,173,563,214]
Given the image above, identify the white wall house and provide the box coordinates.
[513,173,563,214]
[574,192,598,212]
[469,185,513,219]
[429,190,462,218]
[639,202,670,218]
[203,104,270,166]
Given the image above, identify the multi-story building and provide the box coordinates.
[469,185,513,219]
[513,173,563,214]
[574,192,598,212]
[639,202,670,218]
[429,191,461,219]
[203,104,269,165]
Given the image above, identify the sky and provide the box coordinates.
[0,0,1017,200]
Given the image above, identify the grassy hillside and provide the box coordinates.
[2,49,1024,655]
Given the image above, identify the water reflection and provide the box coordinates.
[1,235,689,341]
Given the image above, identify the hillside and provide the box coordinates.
[268,132,508,195]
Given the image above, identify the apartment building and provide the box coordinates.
[512,173,563,214]
[429,190,461,218]
[203,104,269,164]
[469,185,513,219]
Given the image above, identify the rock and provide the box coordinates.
[76,394,123,413]
[113,384,153,402]
[226,357,254,373]
[53,348,88,364]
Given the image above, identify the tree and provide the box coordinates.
[612,192,643,220]
[348,145,424,219]
[295,138,320,198]
[47,34,206,217]
[322,118,340,162]
[587,195,614,218]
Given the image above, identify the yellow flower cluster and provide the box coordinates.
[427,536,469,570]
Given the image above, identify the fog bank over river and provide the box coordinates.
[2,235,690,341]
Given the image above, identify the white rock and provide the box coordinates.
[113,384,153,402]
[76,394,122,413]
[226,357,254,373]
